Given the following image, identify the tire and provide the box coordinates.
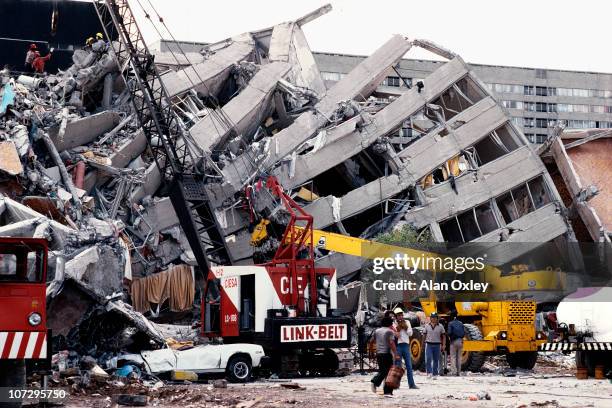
[576,351,599,377]
[410,328,425,371]
[461,324,486,372]
[226,355,252,383]
[506,351,538,370]
[0,359,26,408]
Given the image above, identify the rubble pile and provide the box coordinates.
[1,2,602,395]
[0,40,198,368]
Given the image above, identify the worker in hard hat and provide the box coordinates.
[92,32,107,54]
[32,48,54,74]
[424,312,446,379]
[85,37,95,49]
[393,308,418,389]
[24,44,38,72]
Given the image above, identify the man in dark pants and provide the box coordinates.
[370,316,400,397]
[424,312,446,379]
[447,312,465,376]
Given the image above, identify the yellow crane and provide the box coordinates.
[252,221,559,371]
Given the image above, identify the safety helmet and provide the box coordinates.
[96,32,104,40]
[30,44,37,50]
[86,37,95,46]
[430,312,438,318]
[393,307,404,315]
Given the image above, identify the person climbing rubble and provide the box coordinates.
[85,36,95,50]
[92,32,108,54]
[32,48,54,74]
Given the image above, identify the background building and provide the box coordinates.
[151,39,612,144]
[314,52,612,144]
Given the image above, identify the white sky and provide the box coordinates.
[133,0,611,73]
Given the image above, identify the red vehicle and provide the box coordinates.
[0,238,49,391]
[201,177,351,375]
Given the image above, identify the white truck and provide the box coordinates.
[540,287,612,376]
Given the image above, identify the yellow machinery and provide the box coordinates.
[258,224,555,371]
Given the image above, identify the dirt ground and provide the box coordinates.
[62,371,612,408]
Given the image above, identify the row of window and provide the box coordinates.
[439,176,552,242]
[382,76,423,87]
[524,134,548,144]
[489,83,612,98]
[502,100,612,114]
[320,71,347,82]
[321,73,612,100]
[514,117,612,129]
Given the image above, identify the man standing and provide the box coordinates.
[424,312,445,379]
[370,316,400,397]
[393,308,418,389]
[24,44,38,72]
[447,312,465,376]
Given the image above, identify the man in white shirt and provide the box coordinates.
[393,307,418,389]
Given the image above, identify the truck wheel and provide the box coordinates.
[506,351,538,370]
[227,355,252,383]
[461,324,486,372]
[576,351,598,377]
[410,329,425,371]
[0,360,26,408]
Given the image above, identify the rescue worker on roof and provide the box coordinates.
[24,44,38,72]
[32,48,53,74]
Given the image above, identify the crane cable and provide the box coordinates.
[138,0,237,133]
[133,0,276,187]
[132,0,241,171]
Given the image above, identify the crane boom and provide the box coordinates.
[92,0,231,273]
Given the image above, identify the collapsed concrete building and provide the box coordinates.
[146,6,579,283]
[0,3,594,354]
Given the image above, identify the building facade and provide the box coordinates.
[313,52,612,144]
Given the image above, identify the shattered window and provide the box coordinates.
[474,203,499,235]
[496,180,540,224]
[439,202,500,243]
[497,192,519,224]
[527,177,551,209]
[439,217,464,242]
[457,210,481,242]
[511,184,534,217]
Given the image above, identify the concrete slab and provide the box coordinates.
[160,33,255,99]
[48,111,121,152]
[220,34,412,191]
[189,62,291,153]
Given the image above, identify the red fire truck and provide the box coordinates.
[0,238,50,391]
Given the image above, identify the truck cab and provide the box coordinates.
[0,238,49,392]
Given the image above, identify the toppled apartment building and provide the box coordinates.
[147,6,578,282]
[0,3,584,354]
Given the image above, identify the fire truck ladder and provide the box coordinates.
[93,0,231,271]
